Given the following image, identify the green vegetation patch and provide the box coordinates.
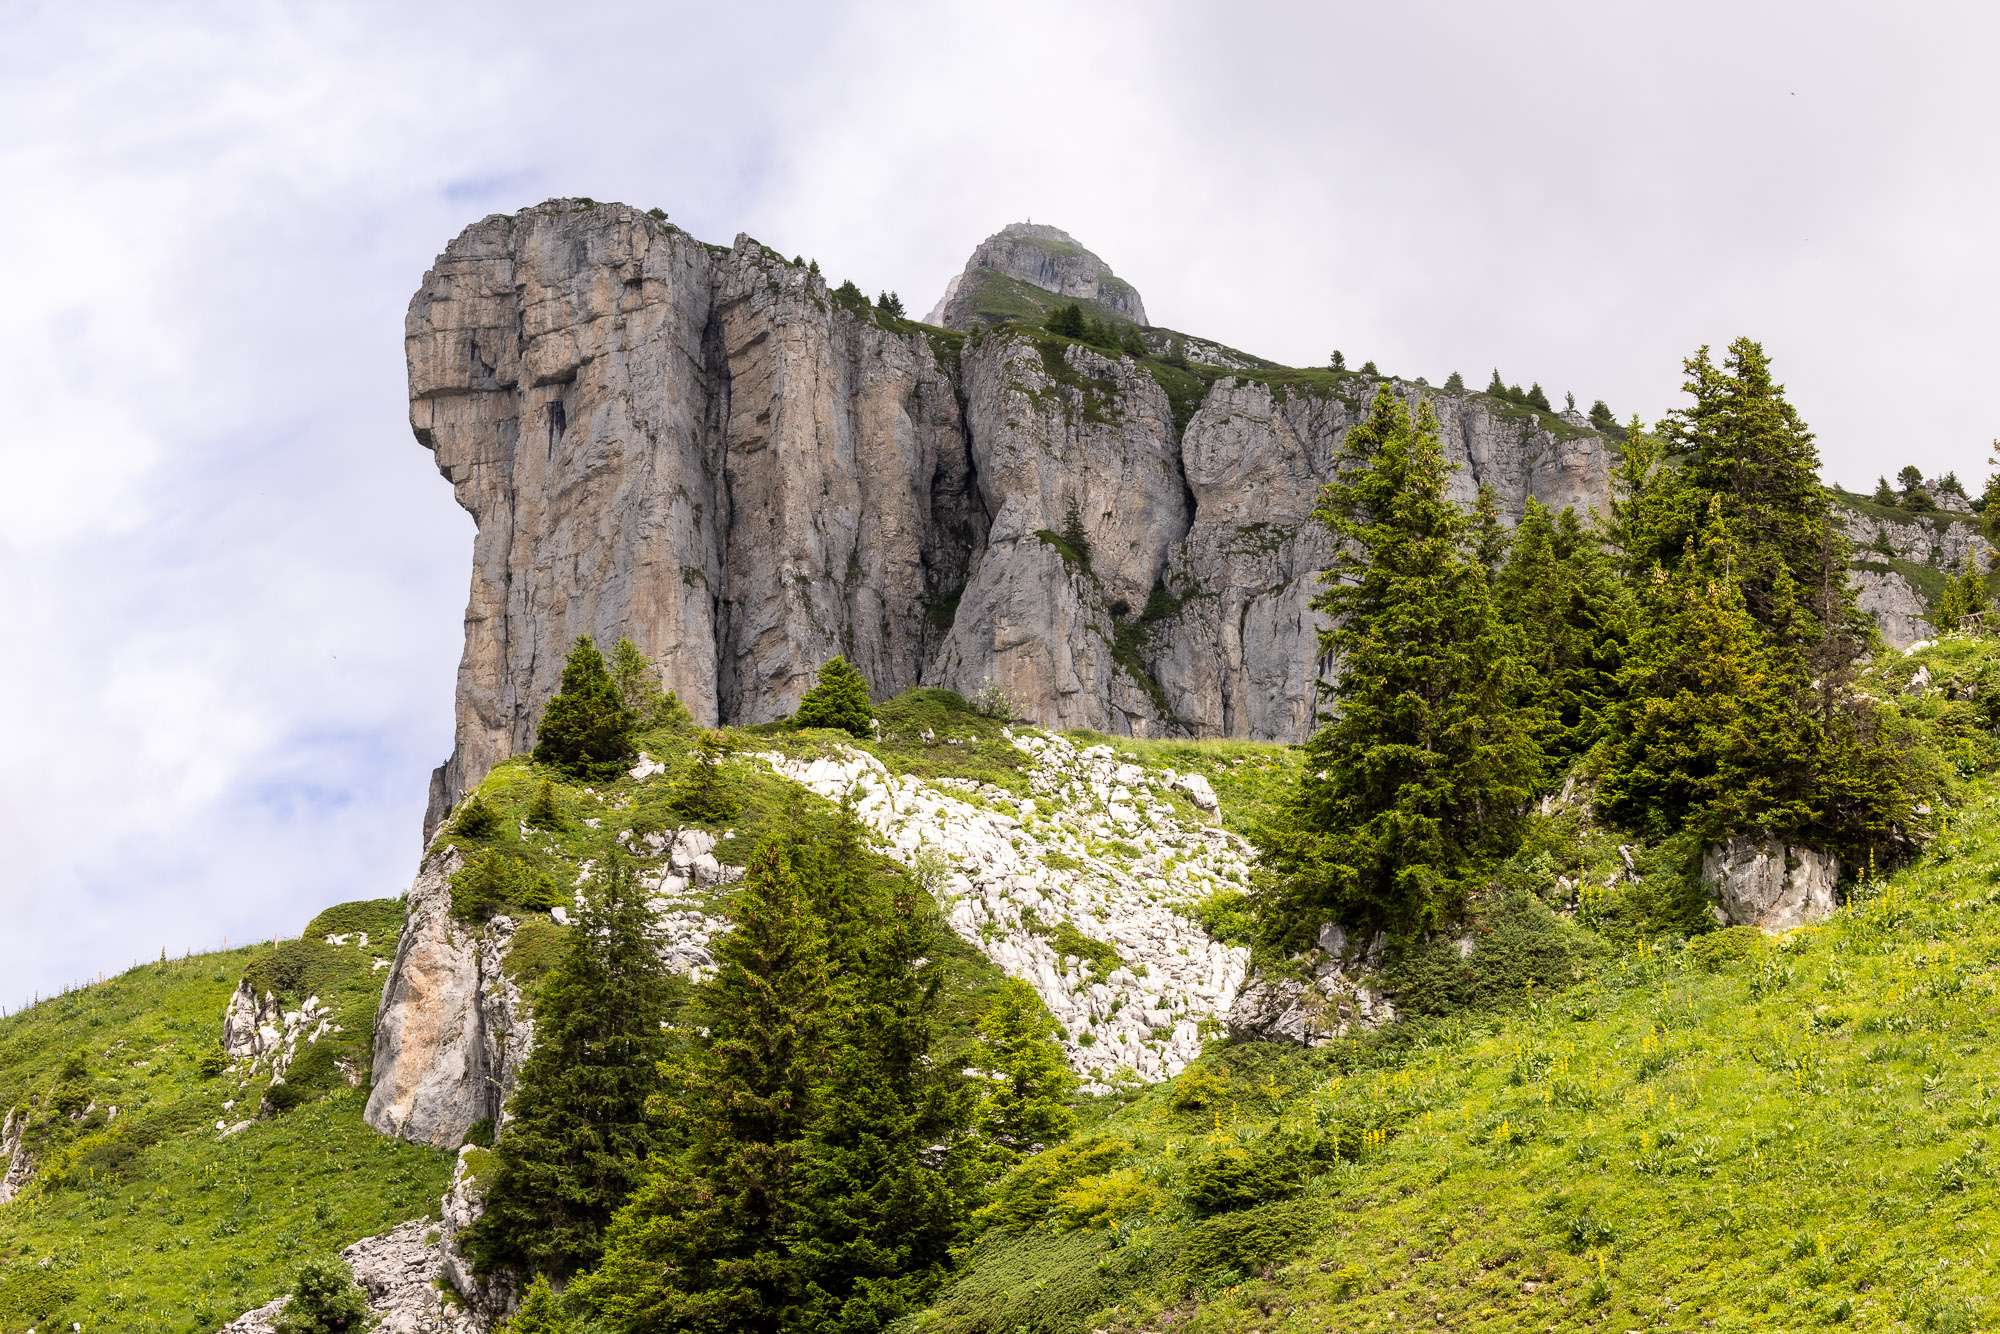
[0,954,449,1332]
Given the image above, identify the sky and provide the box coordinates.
[2,0,1995,1010]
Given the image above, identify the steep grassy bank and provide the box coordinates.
[0,944,451,1331]
[916,768,2000,1332]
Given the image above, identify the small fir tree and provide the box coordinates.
[672,729,739,823]
[1588,399,1616,432]
[1872,475,1897,506]
[1359,359,1380,375]
[610,637,694,731]
[464,855,673,1280]
[503,1276,576,1333]
[875,291,905,318]
[1471,483,1509,570]
[1329,349,1346,370]
[1444,370,1466,393]
[527,780,564,832]
[1259,388,1540,940]
[534,637,637,781]
[1934,561,1990,631]
[1896,464,1926,499]
[1119,326,1149,358]
[1043,303,1086,338]
[794,657,874,738]
[1565,390,1577,412]
[273,1259,371,1334]
[1526,382,1551,411]
[969,980,1076,1157]
[576,835,834,1332]
[1487,368,1506,396]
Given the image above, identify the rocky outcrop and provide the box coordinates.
[927,222,1147,329]
[1702,837,1839,931]
[1851,565,1935,648]
[218,1220,485,1334]
[364,848,530,1147]
[1226,923,1396,1046]
[0,1107,30,1205]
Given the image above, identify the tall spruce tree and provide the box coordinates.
[464,854,672,1280]
[577,835,833,1332]
[1260,388,1539,940]
[534,636,638,780]
[610,637,694,731]
[1495,500,1631,779]
[792,815,973,1331]
[1471,482,1509,570]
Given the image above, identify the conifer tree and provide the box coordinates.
[794,657,874,738]
[274,1259,370,1334]
[1496,501,1631,778]
[1471,483,1509,570]
[465,855,672,1281]
[672,729,739,823]
[1588,399,1616,432]
[1896,465,1925,499]
[576,834,833,1332]
[1360,359,1380,375]
[610,637,694,731]
[969,980,1076,1157]
[874,291,904,318]
[534,637,637,781]
[1443,370,1465,393]
[502,1276,577,1333]
[1598,520,1817,841]
[792,823,972,1331]
[1260,388,1539,940]
[1043,303,1086,338]
[1487,368,1505,396]
[1934,560,1990,631]
[1329,349,1346,370]
[1120,326,1148,358]
[1526,382,1551,411]
[1872,475,1897,506]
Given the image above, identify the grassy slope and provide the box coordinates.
[0,947,450,1332]
[917,762,2000,1334]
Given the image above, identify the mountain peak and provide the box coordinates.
[926,221,1148,330]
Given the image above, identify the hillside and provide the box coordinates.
[0,917,450,1331]
[909,637,2000,1332]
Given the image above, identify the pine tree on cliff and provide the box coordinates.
[1260,388,1539,941]
[534,636,637,780]
[1044,303,1086,338]
[794,657,874,738]
[969,979,1076,1158]
[1872,475,1897,506]
[465,854,671,1281]
[1443,370,1465,393]
[576,835,833,1332]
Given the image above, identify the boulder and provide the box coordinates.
[1702,837,1839,932]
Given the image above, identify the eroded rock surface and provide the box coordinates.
[1703,837,1840,931]
[364,848,530,1147]
[218,1220,485,1334]
[0,1107,30,1205]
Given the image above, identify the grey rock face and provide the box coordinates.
[1838,502,1986,573]
[1150,378,1616,738]
[218,1220,486,1334]
[412,204,1965,833]
[1851,565,1935,648]
[926,222,1147,328]
[1702,837,1839,931]
[1226,922,1395,1045]
[363,848,530,1147]
[0,1107,30,1206]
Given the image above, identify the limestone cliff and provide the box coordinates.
[411,201,1627,835]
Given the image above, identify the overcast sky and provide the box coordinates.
[3,0,1995,1010]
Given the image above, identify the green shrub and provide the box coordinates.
[979,1136,1132,1234]
[450,849,563,922]
[1179,1198,1323,1289]
[1182,1131,1313,1215]
[450,795,500,840]
[273,1257,370,1333]
[1384,888,1608,1018]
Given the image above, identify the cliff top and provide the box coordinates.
[927,220,1149,331]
